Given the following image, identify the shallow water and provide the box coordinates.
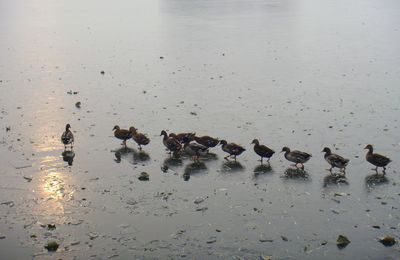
[0,0,400,259]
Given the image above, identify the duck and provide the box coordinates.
[183,140,209,163]
[219,140,246,161]
[194,135,219,148]
[129,127,150,150]
[161,130,182,155]
[113,125,133,147]
[281,147,311,169]
[61,124,74,150]
[322,147,349,173]
[365,144,391,174]
[169,132,195,143]
[251,139,275,164]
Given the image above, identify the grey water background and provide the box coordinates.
[0,0,399,258]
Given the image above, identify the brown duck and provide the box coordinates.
[61,124,74,150]
[169,132,195,143]
[365,144,391,174]
[194,135,219,148]
[113,125,133,147]
[251,139,274,164]
[281,147,311,169]
[219,140,246,161]
[322,147,349,173]
[161,130,182,155]
[130,127,150,150]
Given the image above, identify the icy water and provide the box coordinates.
[1,0,400,259]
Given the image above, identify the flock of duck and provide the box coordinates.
[61,124,392,175]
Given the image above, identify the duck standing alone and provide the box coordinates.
[251,139,275,164]
[322,147,349,173]
[219,140,246,161]
[130,127,150,150]
[281,147,311,169]
[61,124,74,150]
[365,144,391,174]
[161,130,182,156]
[113,125,133,147]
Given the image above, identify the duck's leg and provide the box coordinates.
[234,155,237,161]
[300,163,305,170]
[224,155,230,161]
[382,167,386,175]
[260,157,263,164]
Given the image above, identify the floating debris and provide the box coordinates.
[23,176,32,182]
[47,224,56,230]
[336,235,350,248]
[138,172,149,181]
[75,101,81,108]
[194,197,207,204]
[206,236,217,244]
[379,236,396,247]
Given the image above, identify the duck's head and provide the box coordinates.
[219,140,227,145]
[129,126,137,133]
[322,147,331,153]
[364,144,373,151]
[160,130,167,137]
[113,125,120,131]
[251,139,259,145]
[281,147,290,153]
[65,124,71,130]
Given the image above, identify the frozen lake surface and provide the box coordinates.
[0,0,399,258]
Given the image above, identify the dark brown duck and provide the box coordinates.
[281,147,311,169]
[251,139,275,164]
[365,144,391,174]
[219,140,246,161]
[113,125,133,147]
[322,147,349,173]
[161,130,182,155]
[130,127,150,150]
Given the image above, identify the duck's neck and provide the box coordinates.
[162,133,168,140]
[324,150,331,157]
[367,147,373,155]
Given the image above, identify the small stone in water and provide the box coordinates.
[379,236,396,246]
[45,241,59,252]
[75,102,81,108]
[336,235,350,248]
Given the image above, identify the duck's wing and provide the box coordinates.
[291,150,311,161]
[189,142,208,153]
[259,144,274,154]
[372,153,391,165]
[166,137,182,151]
[327,154,349,167]
[228,143,246,154]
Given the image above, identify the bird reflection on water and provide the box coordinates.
[62,150,75,166]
